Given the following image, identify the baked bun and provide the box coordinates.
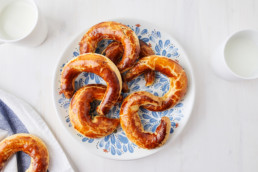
[120,55,188,149]
[79,21,140,73]
[69,84,121,138]
[60,53,122,115]
[0,134,49,172]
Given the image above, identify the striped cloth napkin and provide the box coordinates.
[0,89,74,172]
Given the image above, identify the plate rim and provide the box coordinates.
[52,18,196,160]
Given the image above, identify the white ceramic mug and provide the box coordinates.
[211,29,258,80]
[0,0,48,47]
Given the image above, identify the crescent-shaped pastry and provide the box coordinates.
[102,40,156,88]
[124,55,188,111]
[120,55,188,149]
[79,21,140,73]
[59,53,122,115]
[69,84,120,138]
[0,134,49,172]
[120,92,171,149]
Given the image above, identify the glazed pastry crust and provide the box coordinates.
[138,40,156,86]
[120,55,188,149]
[69,84,120,138]
[0,134,49,172]
[60,53,122,115]
[102,40,156,87]
[100,37,156,93]
[124,55,188,111]
[120,92,171,149]
[79,21,140,73]
[102,41,124,65]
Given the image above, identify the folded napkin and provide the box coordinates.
[0,89,74,172]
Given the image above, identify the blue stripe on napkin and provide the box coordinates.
[0,99,30,172]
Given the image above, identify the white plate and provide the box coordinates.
[53,19,195,160]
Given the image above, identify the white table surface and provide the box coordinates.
[1,0,258,171]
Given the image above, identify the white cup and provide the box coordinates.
[0,0,48,47]
[211,29,258,80]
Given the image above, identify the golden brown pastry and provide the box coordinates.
[120,55,188,149]
[120,92,171,149]
[124,55,188,111]
[138,40,156,86]
[79,21,140,73]
[59,53,122,115]
[102,41,123,65]
[0,134,49,172]
[69,84,120,138]
[102,40,156,87]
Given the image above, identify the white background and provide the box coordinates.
[1,0,258,171]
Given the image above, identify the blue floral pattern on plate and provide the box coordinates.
[57,23,184,156]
